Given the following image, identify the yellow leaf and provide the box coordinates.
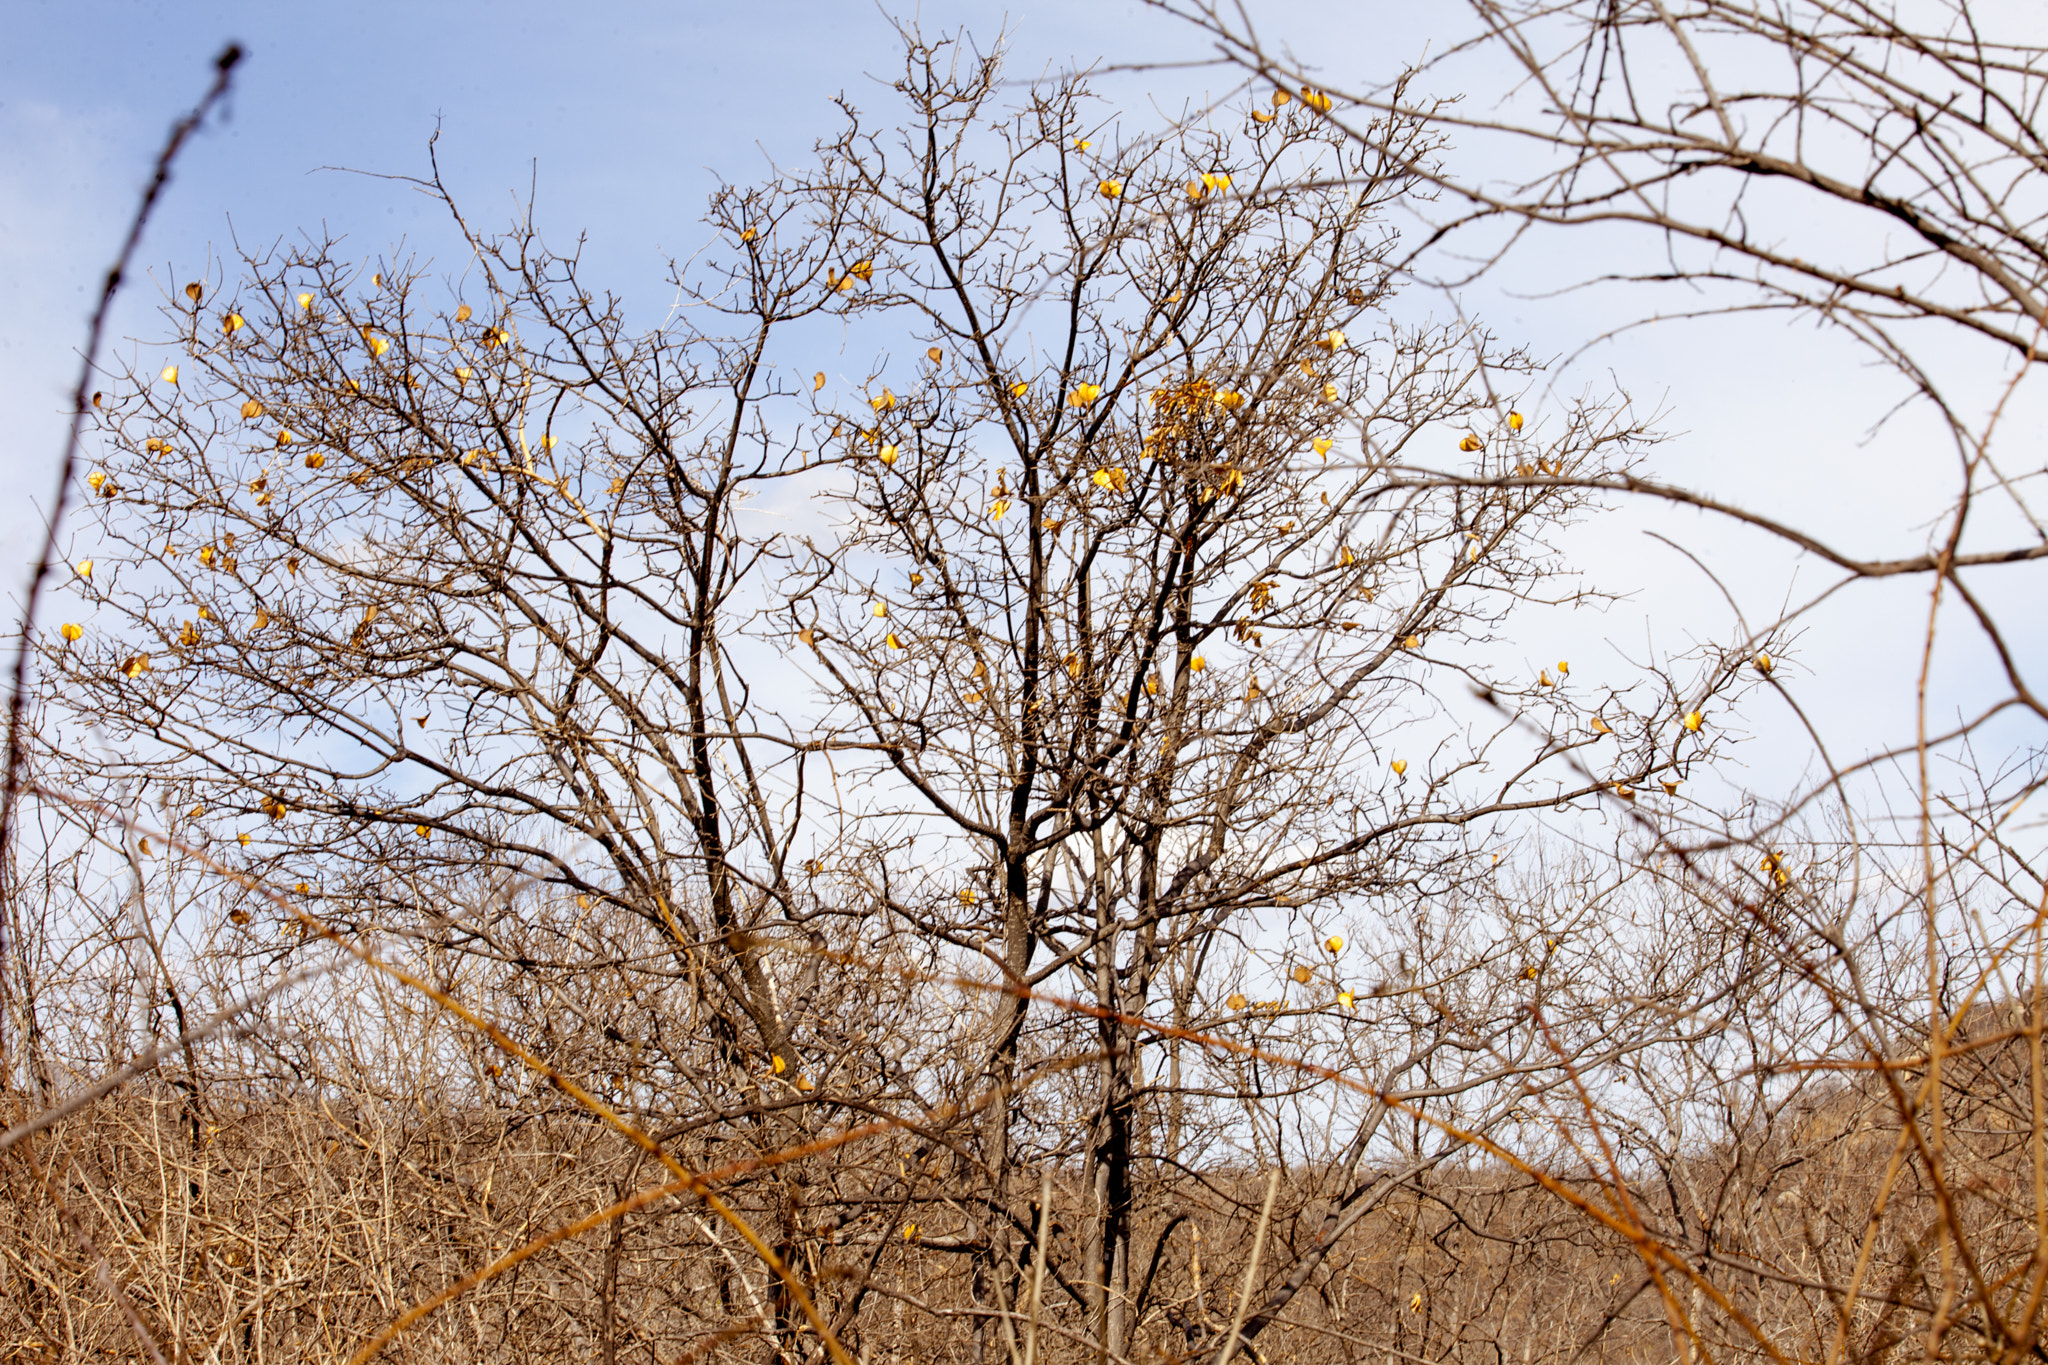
[1226,992,1248,1011]
[849,260,874,282]
[184,282,203,304]
[814,371,827,391]
[909,572,924,586]
[1010,381,1029,397]
[962,690,983,703]
[254,606,269,629]
[1402,634,1421,650]
[160,365,179,385]
[59,623,82,643]
[903,1224,918,1240]
[1065,652,1083,678]
[990,498,1011,521]
[455,366,472,381]
[1590,716,1612,735]
[771,1054,787,1074]
[1251,109,1274,123]
[223,312,244,333]
[1245,675,1261,701]
[870,388,897,412]
[879,445,899,465]
[958,888,977,904]
[416,824,429,837]
[1325,935,1344,953]
[237,832,250,847]
[1189,656,1206,673]
[1145,673,1159,696]
[1069,381,1103,407]
[188,804,203,818]
[1508,410,1525,431]
[1339,547,1356,567]
[1755,652,1773,674]
[1539,670,1552,688]
[1290,965,1312,985]
[1557,660,1569,676]
[241,399,264,420]
[1337,990,1354,1008]
[1391,758,1407,776]
[1090,467,1127,492]
[798,627,816,645]
[75,558,92,580]
[886,632,903,650]
[276,428,293,446]
[927,347,944,364]
[297,292,314,310]
[1317,329,1345,352]
[371,272,384,288]
[1661,780,1680,795]
[1322,382,1339,403]
[1099,179,1123,198]
[1313,437,1333,458]
[872,602,888,618]
[1203,172,1232,193]
[296,883,310,895]
[87,470,105,492]
[1458,434,1483,452]
[1683,711,1704,733]
[367,335,390,357]
[1215,390,1244,411]
[304,452,325,469]
[1301,87,1333,113]
[455,303,472,322]
[179,621,197,646]
[740,227,757,242]
[1073,138,1091,151]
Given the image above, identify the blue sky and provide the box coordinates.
[5,0,2040,834]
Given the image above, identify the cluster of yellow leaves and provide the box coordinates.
[1069,382,1103,408]
[1090,467,1127,492]
[1099,179,1123,198]
[1761,851,1790,887]
[828,260,876,293]
[1186,171,1232,201]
